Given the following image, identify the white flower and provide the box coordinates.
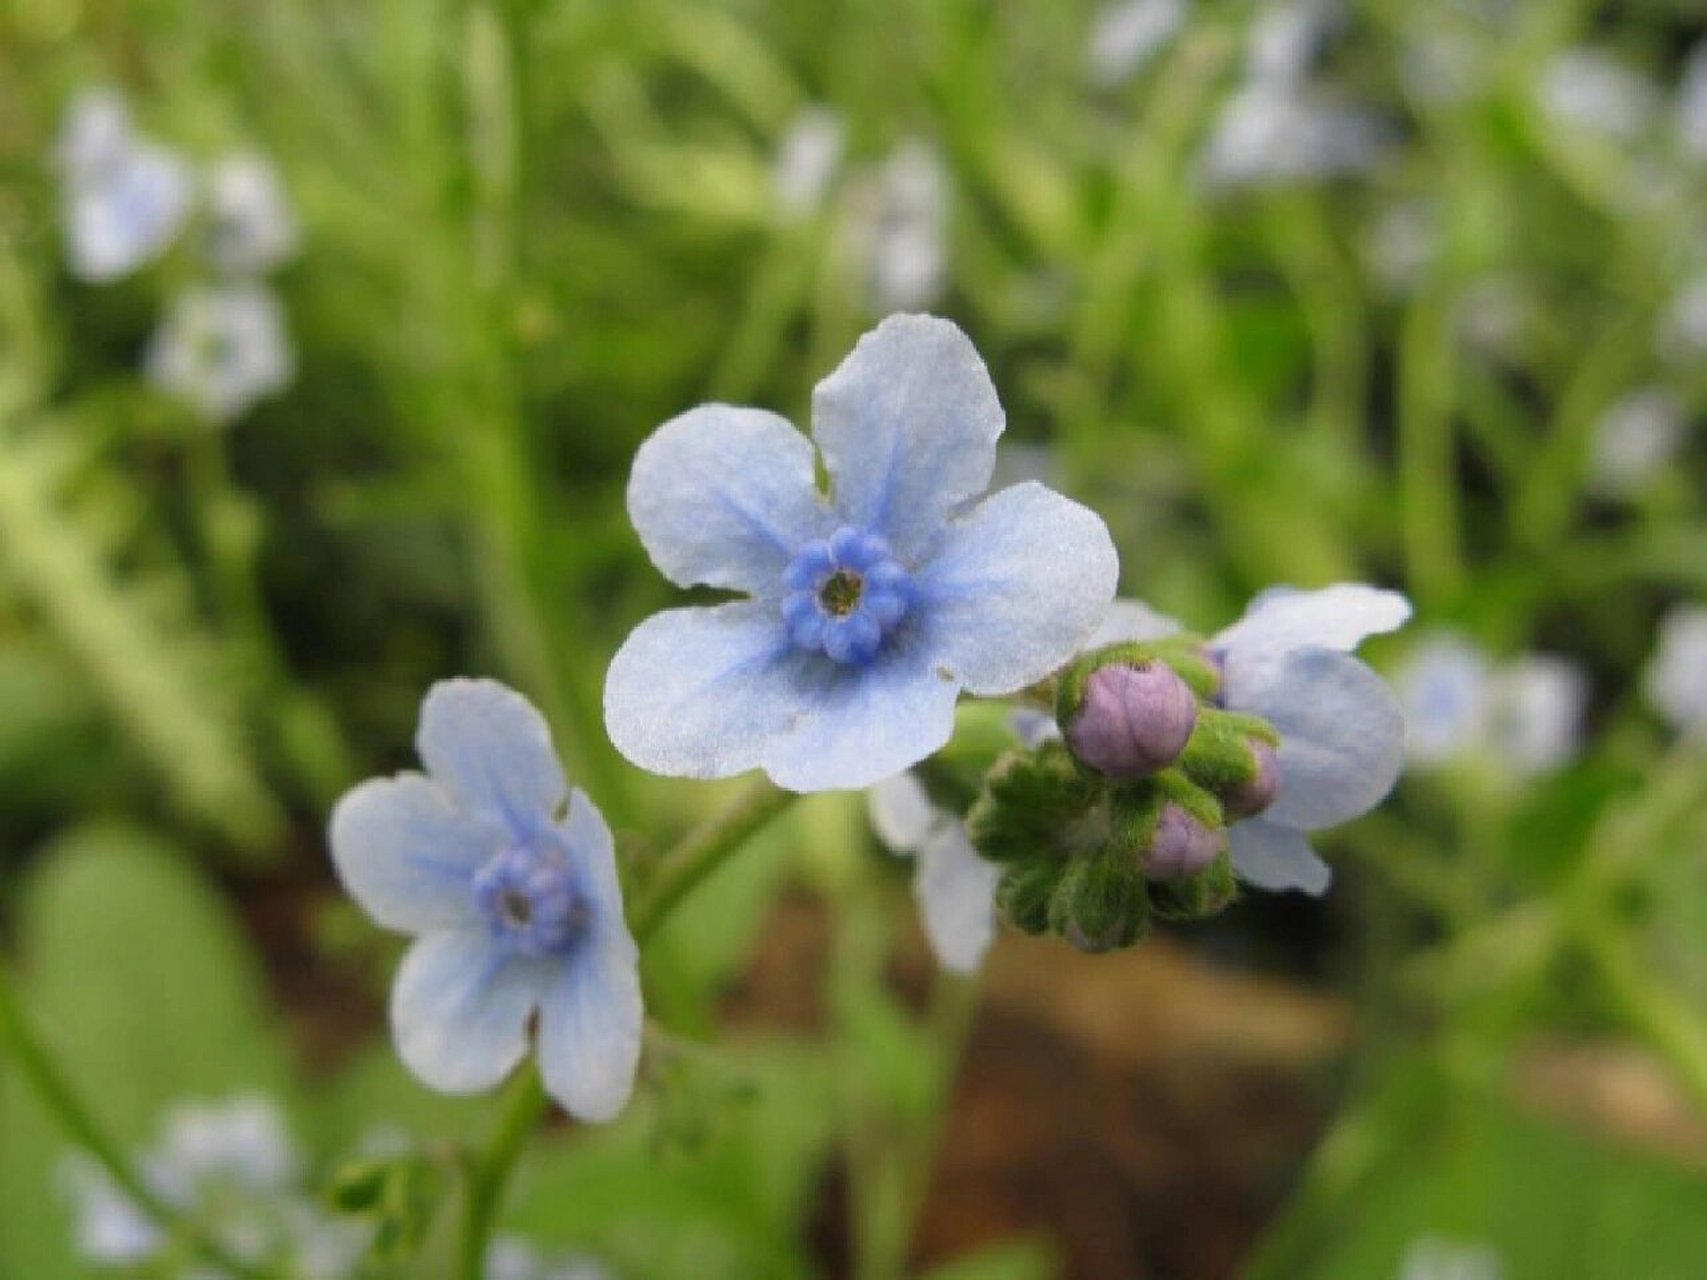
[158,1094,298,1190]
[1678,42,1707,159]
[487,1236,612,1280]
[1084,0,1187,89]
[869,773,1002,975]
[204,152,299,274]
[851,141,949,313]
[1486,655,1588,776]
[1247,0,1340,86]
[1645,604,1707,735]
[1201,81,1383,190]
[773,107,846,219]
[1365,200,1438,294]
[1589,388,1685,496]
[1659,276,1707,361]
[146,281,294,423]
[1397,1235,1503,1280]
[1539,48,1660,142]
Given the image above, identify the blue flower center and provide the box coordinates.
[781,527,914,666]
[471,846,590,958]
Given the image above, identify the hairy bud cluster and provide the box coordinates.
[967,641,1281,952]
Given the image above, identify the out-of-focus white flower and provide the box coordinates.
[487,1235,613,1280]
[204,152,299,274]
[1660,276,1707,361]
[1366,200,1438,293]
[1589,388,1686,496]
[1247,0,1339,86]
[60,1157,161,1265]
[146,281,294,423]
[158,1094,299,1190]
[1085,0,1187,89]
[1397,634,1586,777]
[1487,654,1588,776]
[1539,48,1660,142]
[860,140,949,313]
[1201,81,1383,190]
[1645,604,1707,735]
[1457,276,1532,357]
[773,106,846,218]
[1398,1235,1504,1280]
[55,89,192,284]
[1677,43,1707,159]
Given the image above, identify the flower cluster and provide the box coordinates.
[61,1095,367,1279]
[54,88,297,424]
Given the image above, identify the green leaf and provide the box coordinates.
[0,825,291,1277]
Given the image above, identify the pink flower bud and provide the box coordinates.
[1063,661,1198,781]
[1141,803,1222,880]
[1223,739,1280,819]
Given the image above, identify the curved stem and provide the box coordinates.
[0,964,273,1280]
[453,777,799,1277]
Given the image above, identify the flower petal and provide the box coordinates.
[561,788,627,918]
[536,931,643,1123]
[329,775,499,933]
[627,405,825,596]
[919,482,1119,695]
[1232,648,1406,831]
[810,314,1004,560]
[913,826,1001,974]
[1228,818,1331,895]
[762,644,963,792]
[416,679,566,831]
[1088,598,1185,648]
[1214,583,1411,666]
[604,602,802,781]
[868,773,939,852]
[390,931,545,1094]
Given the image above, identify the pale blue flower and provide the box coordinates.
[1201,82,1384,190]
[869,773,1001,974]
[1396,634,1587,776]
[203,151,299,274]
[1539,48,1659,142]
[61,1095,366,1277]
[55,89,192,283]
[146,281,294,423]
[488,1236,612,1280]
[1104,585,1410,895]
[1397,1236,1503,1280]
[1589,388,1685,496]
[604,314,1119,792]
[330,680,642,1122]
[856,145,950,314]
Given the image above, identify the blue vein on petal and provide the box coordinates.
[712,488,797,557]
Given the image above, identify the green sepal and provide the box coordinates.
[1047,844,1149,952]
[1148,850,1239,920]
[996,859,1066,935]
[1178,707,1275,797]
[916,700,1030,813]
[966,741,1099,865]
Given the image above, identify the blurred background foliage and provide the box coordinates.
[1,0,1706,1276]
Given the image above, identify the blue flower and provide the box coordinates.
[604,314,1119,792]
[146,282,295,424]
[55,89,192,284]
[330,680,642,1122]
[1102,585,1410,895]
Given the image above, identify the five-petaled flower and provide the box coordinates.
[604,313,1119,793]
[330,680,642,1122]
[1100,584,1410,894]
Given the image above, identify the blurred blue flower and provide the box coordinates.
[330,680,642,1122]
[1103,585,1411,895]
[869,772,1001,974]
[1396,633,1588,778]
[146,281,295,423]
[772,106,846,219]
[1084,0,1186,90]
[61,1095,367,1277]
[487,1235,613,1280]
[55,88,192,283]
[1397,1235,1504,1280]
[604,314,1119,792]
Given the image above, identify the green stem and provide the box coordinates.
[452,777,799,1277]
[629,779,797,941]
[0,964,273,1280]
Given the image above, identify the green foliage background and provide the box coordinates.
[1,0,1705,1276]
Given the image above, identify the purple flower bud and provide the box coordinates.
[1141,803,1222,880]
[1064,919,1125,954]
[1063,661,1198,780]
[1223,739,1280,819]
